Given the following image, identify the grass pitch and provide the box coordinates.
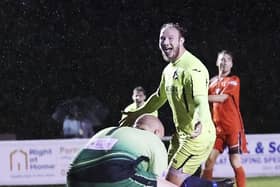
[246,176,280,187]
[2,176,280,187]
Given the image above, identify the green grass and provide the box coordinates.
[246,176,280,187]
[2,176,280,187]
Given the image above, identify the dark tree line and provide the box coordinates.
[0,0,279,139]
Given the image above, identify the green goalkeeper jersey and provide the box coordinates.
[67,127,168,185]
[162,50,213,133]
[135,51,214,136]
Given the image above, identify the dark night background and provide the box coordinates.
[1,0,279,140]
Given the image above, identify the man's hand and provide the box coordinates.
[118,111,138,127]
[190,121,202,138]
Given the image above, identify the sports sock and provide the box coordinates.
[201,168,213,180]
[234,166,246,187]
[181,176,216,187]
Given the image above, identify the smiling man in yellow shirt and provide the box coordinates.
[120,23,233,187]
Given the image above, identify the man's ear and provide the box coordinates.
[154,129,159,136]
[180,37,185,45]
[154,129,163,139]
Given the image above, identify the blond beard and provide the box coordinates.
[161,46,180,62]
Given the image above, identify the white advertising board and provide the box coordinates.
[0,139,88,185]
[212,134,280,177]
[0,134,279,185]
